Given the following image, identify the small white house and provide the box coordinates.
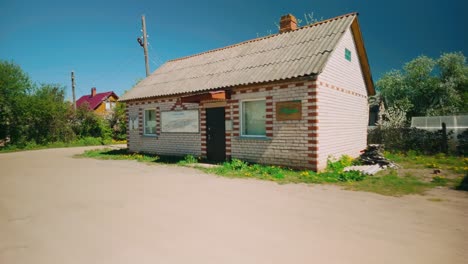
[120,12,375,170]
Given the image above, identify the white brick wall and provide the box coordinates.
[126,85,317,168]
[125,28,370,171]
[127,99,201,156]
[229,80,316,169]
[316,28,369,170]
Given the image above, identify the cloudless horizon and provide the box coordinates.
[1,0,466,100]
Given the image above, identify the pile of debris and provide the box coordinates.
[358,144,399,169]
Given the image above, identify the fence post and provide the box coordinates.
[441,122,448,154]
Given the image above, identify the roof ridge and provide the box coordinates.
[166,12,357,63]
[138,51,332,87]
[153,32,343,77]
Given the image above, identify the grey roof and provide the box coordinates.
[121,13,357,101]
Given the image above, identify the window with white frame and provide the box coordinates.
[129,116,138,131]
[105,101,116,110]
[241,99,266,136]
[144,109,157,135]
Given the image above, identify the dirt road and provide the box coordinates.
[1,147,467,264]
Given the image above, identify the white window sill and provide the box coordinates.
[236,136,271,141]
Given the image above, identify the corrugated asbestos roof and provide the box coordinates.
[120,13,357,101]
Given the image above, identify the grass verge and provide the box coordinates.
[0,138,126,153]
[76,148,186,164]
[344,171,432,196]
[384,151,468,174]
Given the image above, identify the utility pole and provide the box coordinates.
[71,71,76,110]
[138,15,150,77]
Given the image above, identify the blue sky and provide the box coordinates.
[0,0,466,100]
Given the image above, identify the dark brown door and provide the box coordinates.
[206,107,226,162]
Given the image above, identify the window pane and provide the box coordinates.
[345,48,351,61]
[242,100,266,136]
[145,109,156,135]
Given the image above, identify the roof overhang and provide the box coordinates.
[350,16,375,96]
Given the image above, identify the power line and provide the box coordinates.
[147,42,166,67]
[87,53,141,88]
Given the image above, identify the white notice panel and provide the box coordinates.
[161,110,199,133]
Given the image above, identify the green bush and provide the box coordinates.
[224,159,249,171]
[326,155,354,172]
[338,170,367,182]
[178,154,198,165]
[71,104,112,141]
[456,173,468,191]
[368,127,451,154]
[457,129,468,155]
[78,137,103,146]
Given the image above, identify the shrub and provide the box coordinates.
[321,156,366,182]
[337,170,367,182]
[225,159,249,171]
[326,155,354,172]
[457,129,468,155]
[77,137,103,146]
[456,173,468,191]
[178,154,198,165]
[368,127,451,154]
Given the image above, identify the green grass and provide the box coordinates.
[177,154,199,165]
[77,148,468,196]
[384,151,468,174]
[203,157,366,184]
[77,148,198,164]
[344,171,432,196]
[78,148,165,163]
[0,137,126,153]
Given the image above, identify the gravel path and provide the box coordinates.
[1,146,467,264]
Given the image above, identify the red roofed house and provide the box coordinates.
[76,87,119,115]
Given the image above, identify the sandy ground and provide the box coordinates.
[1,147,467,264]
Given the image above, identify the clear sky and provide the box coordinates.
[0,0,466,100]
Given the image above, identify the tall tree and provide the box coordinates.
[107,102,127,140]
[0,61,32,143]
[28,84,75,144]
[377,52,468,119]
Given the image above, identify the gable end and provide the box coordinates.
[350,17,375,95]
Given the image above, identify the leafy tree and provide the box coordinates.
[377,52,468,120]
[107,102,127,140]
[0,61,33,144]
[28,84,75,144]
[1,60,116,148]
[72,103,111,139]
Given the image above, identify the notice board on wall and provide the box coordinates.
[276,100,302,121]
[161,110,199,133]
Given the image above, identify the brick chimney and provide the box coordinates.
[279,14,298,33]
[91,87,96,97]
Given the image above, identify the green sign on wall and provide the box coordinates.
[276,100,302,121]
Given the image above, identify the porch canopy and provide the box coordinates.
[180,90,228,103]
